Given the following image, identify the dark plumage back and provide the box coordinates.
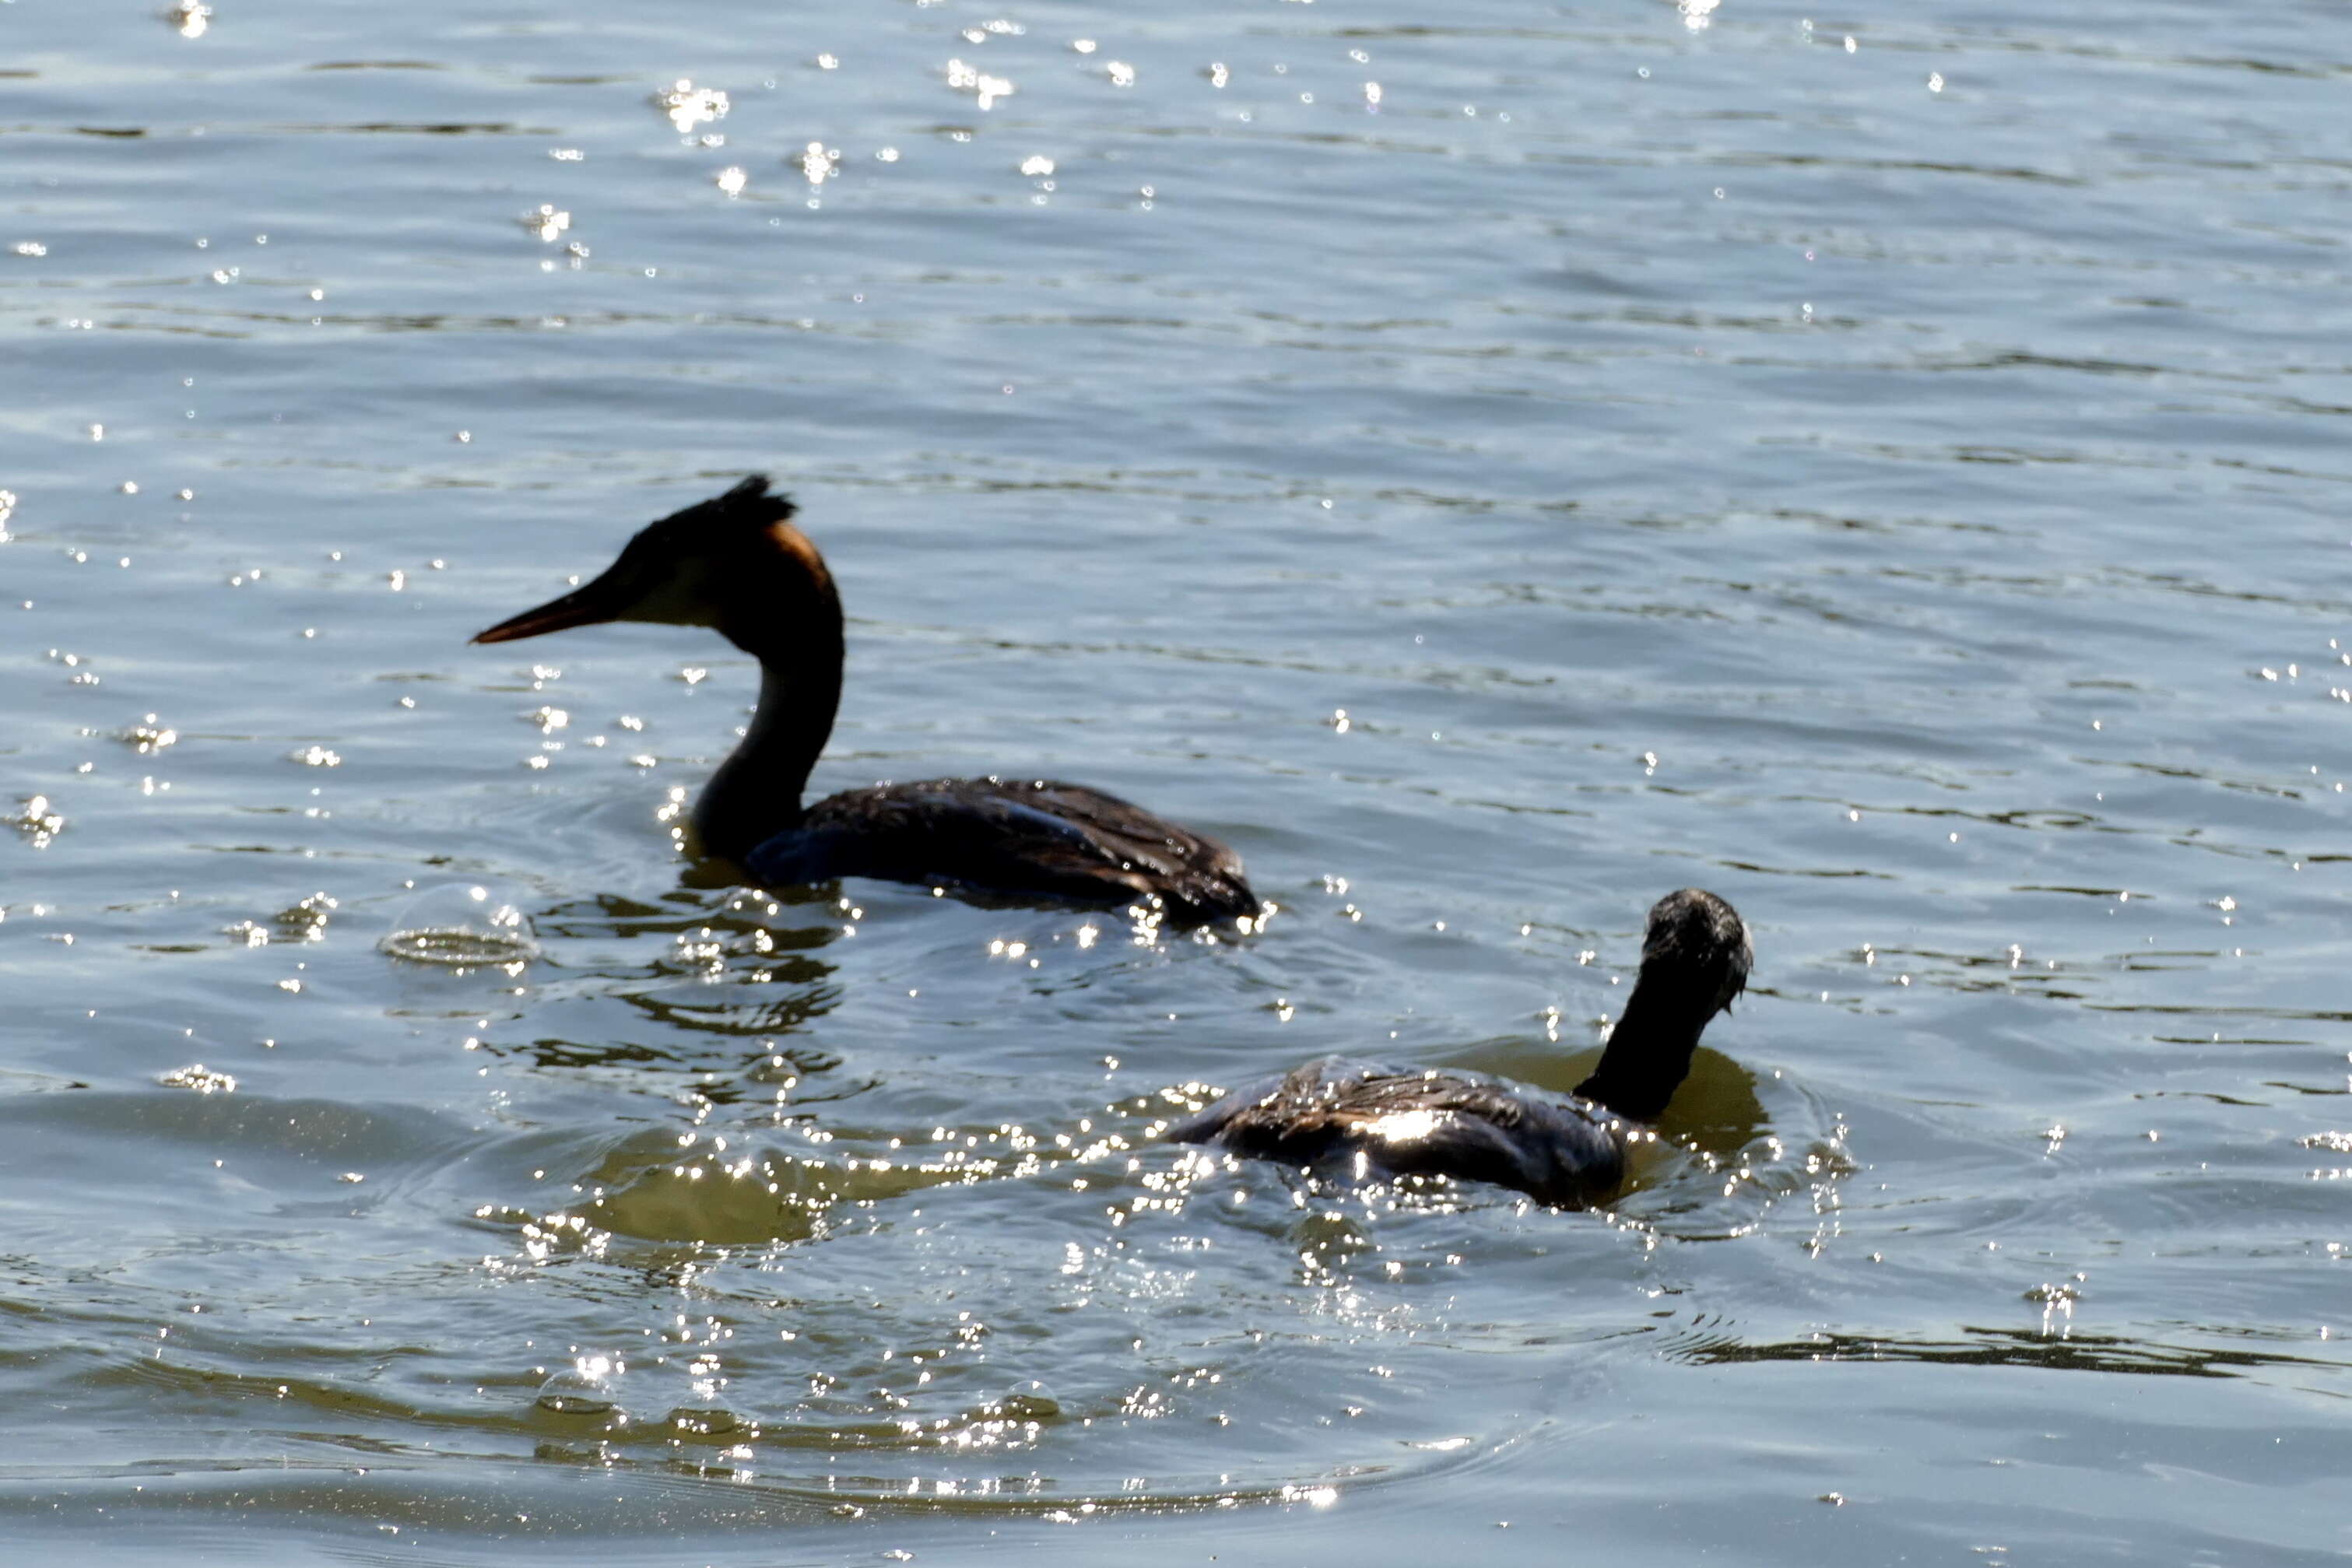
[1167,1058,1634,1207]
[776,777,1258,927]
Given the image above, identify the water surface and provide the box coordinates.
[3,0,2349,1559]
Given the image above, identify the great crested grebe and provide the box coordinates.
[1169,888,1751,1206]
[473,477,1260,925]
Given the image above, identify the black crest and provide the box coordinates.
[662,474,799,535]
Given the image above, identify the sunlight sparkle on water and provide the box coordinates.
[158,1063,236,1094]
[798,142,842,185]
[945,59,1014,109]
[10,795,65,847]
[653,79,730,133]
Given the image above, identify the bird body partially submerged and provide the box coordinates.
[1171,889,1752,1205]
[474,476,1259,926]
[749,775,1258,925]
[1167,1055,1644,1207]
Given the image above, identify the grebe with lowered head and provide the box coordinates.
[472,476,1260,926]
[1168,888,1751,1206]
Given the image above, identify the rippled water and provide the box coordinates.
[5,0,2350,1559]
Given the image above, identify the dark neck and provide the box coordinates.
[690,609,844,862]
[1571,966,1713,1124]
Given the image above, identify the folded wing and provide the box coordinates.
[747,776,1258,926]
[1169,1055,1631,1206]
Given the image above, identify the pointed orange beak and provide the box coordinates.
[471,573,628,644]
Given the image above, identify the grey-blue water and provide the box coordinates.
[4,0,2349,1560]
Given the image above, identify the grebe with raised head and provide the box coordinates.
[1168,889,1751,1205]
[473,477,1260,926]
